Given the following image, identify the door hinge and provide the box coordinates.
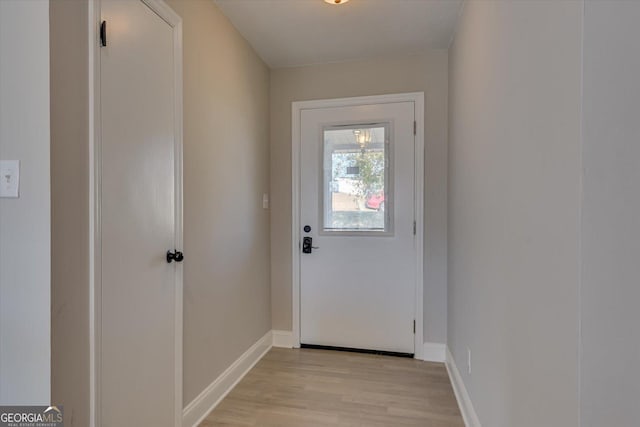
[100,20,107,47]
[413,320,416,334]
[413,121,416,136]
[413,220,417,235]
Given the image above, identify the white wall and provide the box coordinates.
[581,2,640,426]
[270,52,449,345]
[0,0,51,405]
[448,1,582,425]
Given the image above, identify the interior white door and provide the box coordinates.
[100,1,181,426]
[300,102,416,354]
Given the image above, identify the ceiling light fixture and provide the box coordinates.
[324,0,349,4]
[353,129,372,151]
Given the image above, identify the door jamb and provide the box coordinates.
[291,92,425,360]
[88,1,184,426]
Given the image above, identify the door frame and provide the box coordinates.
[291,92,425,360]
[88,1,184,426]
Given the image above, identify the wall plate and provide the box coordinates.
[0,160,20,198]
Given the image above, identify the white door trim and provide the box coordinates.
[291,92,425,360]
[88,1,183,426]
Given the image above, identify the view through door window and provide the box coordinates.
[322,124,391,232]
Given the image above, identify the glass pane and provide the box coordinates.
[322,125,390,232]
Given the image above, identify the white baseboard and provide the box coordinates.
[182,331,272,427]
[272,330,294,348]
[422,342,446,362]
[445,347,482,427]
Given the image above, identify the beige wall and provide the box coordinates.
[270,52,449,344]
[448,1,582,425]
[165,0,271,407]
[50,1,90,425]
[0,0,51,405]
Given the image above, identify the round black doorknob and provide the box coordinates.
[166,250,184,263]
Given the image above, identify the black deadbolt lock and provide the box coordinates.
[303,225,311,233]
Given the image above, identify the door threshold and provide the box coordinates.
[300,343,414,358]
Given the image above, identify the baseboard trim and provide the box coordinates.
[272,329,294,348]
[445,347,482,427]
[182,330,272,427]
[422,342,446,362]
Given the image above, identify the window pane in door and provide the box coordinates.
[322,125,390,232]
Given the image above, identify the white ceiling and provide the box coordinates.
[213,0,464,68]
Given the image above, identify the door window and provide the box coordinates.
[322,124,391,233]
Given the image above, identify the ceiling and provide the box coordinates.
[213,0,464,68]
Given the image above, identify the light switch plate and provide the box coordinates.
[262,193,269,209]
[0,160,20,198]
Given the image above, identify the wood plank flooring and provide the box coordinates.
[200,348,464,427]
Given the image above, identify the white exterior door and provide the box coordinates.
[300,101,417,355]
[99,1,182,426]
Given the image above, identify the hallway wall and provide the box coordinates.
[50,0,90,425]
[165,0,271,408]
[581,2,640,425]
[269,52,449,345]
[0,0,51,406]
[447,1,582,425]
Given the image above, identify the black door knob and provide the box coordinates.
[166,250,184,263]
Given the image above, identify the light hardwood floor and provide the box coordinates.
[200,348,464,427]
